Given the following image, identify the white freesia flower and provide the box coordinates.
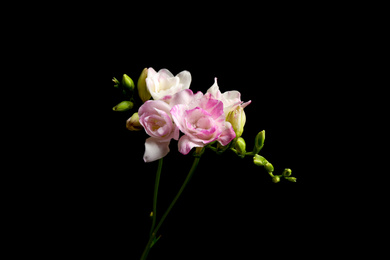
[146,68,192,100]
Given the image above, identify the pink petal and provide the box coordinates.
[199,93,224,120]
[217,122,236,146]
[178,135,203,155]
[170,104,187,133]
[169,89,203,108]
[241,100,252,109]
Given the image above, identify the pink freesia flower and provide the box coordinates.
[170,89,236,155]
[207,78,251,115]
[138,100,180,162]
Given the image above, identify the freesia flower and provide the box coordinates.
[138,100,180,162]
[146,68,192,100]
[170,89,236,155]
[206,78,251,116]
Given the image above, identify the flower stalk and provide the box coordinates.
[140,152,202,260]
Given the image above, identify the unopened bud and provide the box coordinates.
[264,162,274,173]
[285,177,297,182]
[112,77,120,88]
[137,68,151,102]
[253,154,268,166]
[272,175,280,183]
[122,74,135,93]
[126,112,143,131]
[282,168,292,177]
[235,137,246,158]
[226,106,246,138]
[113,100,134,111]
[253,130,265,154]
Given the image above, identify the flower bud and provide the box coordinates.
[126,112,143,131]
[112,77,120,88]
[226,106,246,138]
[272,175,280,183]
[122,74,135,93]
[285,177,297,182]
[253,154,268,166]
[235,137,246,158]
[264,162,274,173]
[282,168,292,177]
[137,68,151,102]
[253,130,265,154]
[113,100,134,111]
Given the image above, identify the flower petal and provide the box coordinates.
[148,68,157,77]
[206,77,222,99]
[143,137,170,162]
[169,89,202,108]
[157,69,174,79]
[176,70,192,90]
[241,100,252,109]
[170,104,187,132]
[178,135,203,155]
[217,122,236,146]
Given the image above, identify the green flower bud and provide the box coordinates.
[113,100,134,111]
[282,168,292,177]
[285,177,297,182]
[226,106,246,138]
[137,68,151,103]
[272,175,280,183]
[253,130,265,154]
[253,154,268,166]
[122,74,135,93]
[264,162,274,173]
[235,137,246,158]
[126,112,143,131]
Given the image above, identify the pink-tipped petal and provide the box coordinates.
[178,135,203,155]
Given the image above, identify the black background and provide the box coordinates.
[36,6,339,259]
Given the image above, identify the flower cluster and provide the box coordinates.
[127,68,251,162]
[112,67,295,260]
[113,67,295,183]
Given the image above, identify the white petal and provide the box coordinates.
[147,67,157,78]
[206,77,222,99]
[146,78,156,97]
[176,70,192,90]
[143,137,170,162]
[157,69,174,78]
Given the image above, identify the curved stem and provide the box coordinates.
[149,158,163,236]
[140,156,201,260]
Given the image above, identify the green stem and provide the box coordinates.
[149,158,163,236]
[140,156,201,260]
